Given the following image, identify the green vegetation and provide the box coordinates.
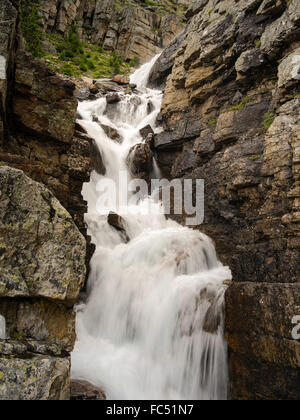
[11,331,28,341]
[44,29,131,78]
[208,119,217,125]
[19,0,137,78]
[249,155,261,161]
[254,39,261,48]
[20,0,45,58]
[229,96,251,112]
[129,56,141,68]
[19,0,184,78]
[109,51,123,75]
[262,112,276,130]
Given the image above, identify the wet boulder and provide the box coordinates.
[100,123,123,144]
[113,75,130,85]
[71,380,106,401]
[127,142,154,179]
[94,79,123,94]
[90,138,106,175]
[147,101,155,115]
[139,124,154,139]
[130,95,142,111]
[145,133,155,150]
[89,84,99,95]
[106,93,121,104]
[108,212,129,242]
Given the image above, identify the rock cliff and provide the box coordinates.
[39,0,185,63]
[0,0,94,399]
[153,0,300,400]
[0,166,86,400]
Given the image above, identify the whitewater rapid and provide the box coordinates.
[71,56,232,400]
[0,315,5,340]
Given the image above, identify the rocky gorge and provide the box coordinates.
[0,0,299,401]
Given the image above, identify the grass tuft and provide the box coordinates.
[262,112,276,131]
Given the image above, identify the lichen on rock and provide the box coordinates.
[0,166,86,302]
[0,166,87,400]
[0,355,70,401]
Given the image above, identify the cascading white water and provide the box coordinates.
[71,55,232,400]
[0,315,5,340]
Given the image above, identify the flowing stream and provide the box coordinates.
[71,56,232,400]
[0,315,5,340]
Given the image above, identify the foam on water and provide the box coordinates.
[0,315,6,340]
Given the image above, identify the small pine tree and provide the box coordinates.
[20,0,45,58]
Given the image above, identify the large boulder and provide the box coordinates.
[100,123,123,143]
[71,380,106,401]
[127,142,153,180]
[0,356,70,401]
[0,166,86,302]
[0,166,86,400]
[139,124,154,140]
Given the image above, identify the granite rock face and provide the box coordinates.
[13,51,77,144]
[0,356,70,401]
[0,2,96,401]
[39,0,185,64]
[0,0,17,140]
[0,166,86,302]
[148,27,187,89]
[0,167,86,400]
[0,50,95,278]
[154,0,300,400]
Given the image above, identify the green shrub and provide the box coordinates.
[109,51,123,74]
[56,25,83,60]
[80,63,88,72]
[129,56,141,68]
[229,96,251,112]
[61,64,75,77]
[249,155,261,161]
[44,31,131,78]
[262,112,276,130]
[87,60,96,70]
[20,0,45,58]
[254,39,261,48]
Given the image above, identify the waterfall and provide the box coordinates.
[0,315,5,340]
[71,55,232,400]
